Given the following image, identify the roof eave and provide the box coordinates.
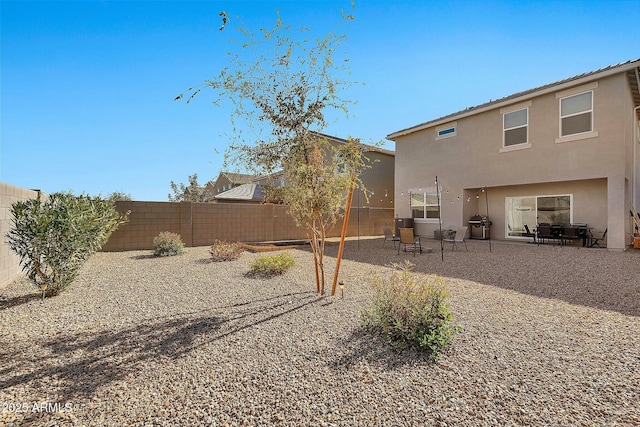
[387,59,640,141]
[312,131,395,156]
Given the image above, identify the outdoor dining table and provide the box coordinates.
[535,223,590,247]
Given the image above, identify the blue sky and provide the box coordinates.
[2,0,639,201]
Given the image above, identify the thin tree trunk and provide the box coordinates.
[309,218,325,295]
[331,182,355,296]
[309,221,321,294]
[317,214,326,295]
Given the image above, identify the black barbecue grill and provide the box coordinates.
[469,215,491,240]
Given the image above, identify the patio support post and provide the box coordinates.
[436,176,444,261]
[484,186,492,252]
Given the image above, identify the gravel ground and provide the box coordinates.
[1,238,639,426]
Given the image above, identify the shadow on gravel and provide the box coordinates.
[130,254,156,260]
[0,291,323,400]
[316,238,640,317]
[0,293,42,310]
[328,328,438,371]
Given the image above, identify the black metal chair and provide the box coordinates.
[536,223,553,245]
[589,228,607,248]
[550,224,563,244]
[523,224,537,243]
[561,225,581,246]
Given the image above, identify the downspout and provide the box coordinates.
[632,103,640,247]
[634,65,640,212]
[634,104,640,221]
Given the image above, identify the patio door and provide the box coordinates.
[506,194,572,238]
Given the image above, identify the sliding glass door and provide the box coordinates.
[506,194,572,237]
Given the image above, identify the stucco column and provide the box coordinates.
[607,177,626,249]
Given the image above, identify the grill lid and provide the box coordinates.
[469,215,490,225]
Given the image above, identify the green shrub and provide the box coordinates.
[209,240,244,262]
[249,252,295,276]
[362,260,460,361]
[153,232,185,257]
[6,192,129,297]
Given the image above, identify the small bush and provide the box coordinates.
[209,240,244,262]
[249,252,295,276]
[153,232,184,257]
[362,260,460,361]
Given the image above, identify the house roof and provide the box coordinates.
[387,58,640,141]
[214,183,265,202]
[310,131,395,156]
[220,172,256,185]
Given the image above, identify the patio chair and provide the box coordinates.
[561,225,581,246]
[382,225,399,248]
[443,226,468,251]
[398,228,422,256]
[536,223,553,245]
[589,228,607,248]
[523,224,537,243]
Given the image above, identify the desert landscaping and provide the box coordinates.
[1,238,639,426]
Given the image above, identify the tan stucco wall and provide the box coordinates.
[394,72,637,249]
[0,183,43,290]
[409,179,607,241]
[355,151,395,209]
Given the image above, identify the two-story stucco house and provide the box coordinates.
[213,133,396,209]
[387,59,640,249]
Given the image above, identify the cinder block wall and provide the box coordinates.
[103,201,394,252]
[0,183,43,290]
[102,201,182,251]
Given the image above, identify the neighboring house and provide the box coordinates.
[319,133,395,209]
[387,59,640,250]
[213,183,266,203]
[213,171,283,203]
[214,133,396,208]
[183,184,214,202]
[206,172,256,201]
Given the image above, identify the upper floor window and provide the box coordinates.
[503,108,528,147]
[560,91,593,137]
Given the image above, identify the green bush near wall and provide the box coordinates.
[6,192,129,297]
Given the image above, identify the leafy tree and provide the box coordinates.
[106,191,132,202]
[6,192,129,297]
[168,173,213,202]
[177,6,368,294]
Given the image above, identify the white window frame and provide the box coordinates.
[555,82,599,143]
[410,188,440,222]
[500,101,532,152]
[505,194,573,239]
[435,121,457,140]
[560,91,593,135]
